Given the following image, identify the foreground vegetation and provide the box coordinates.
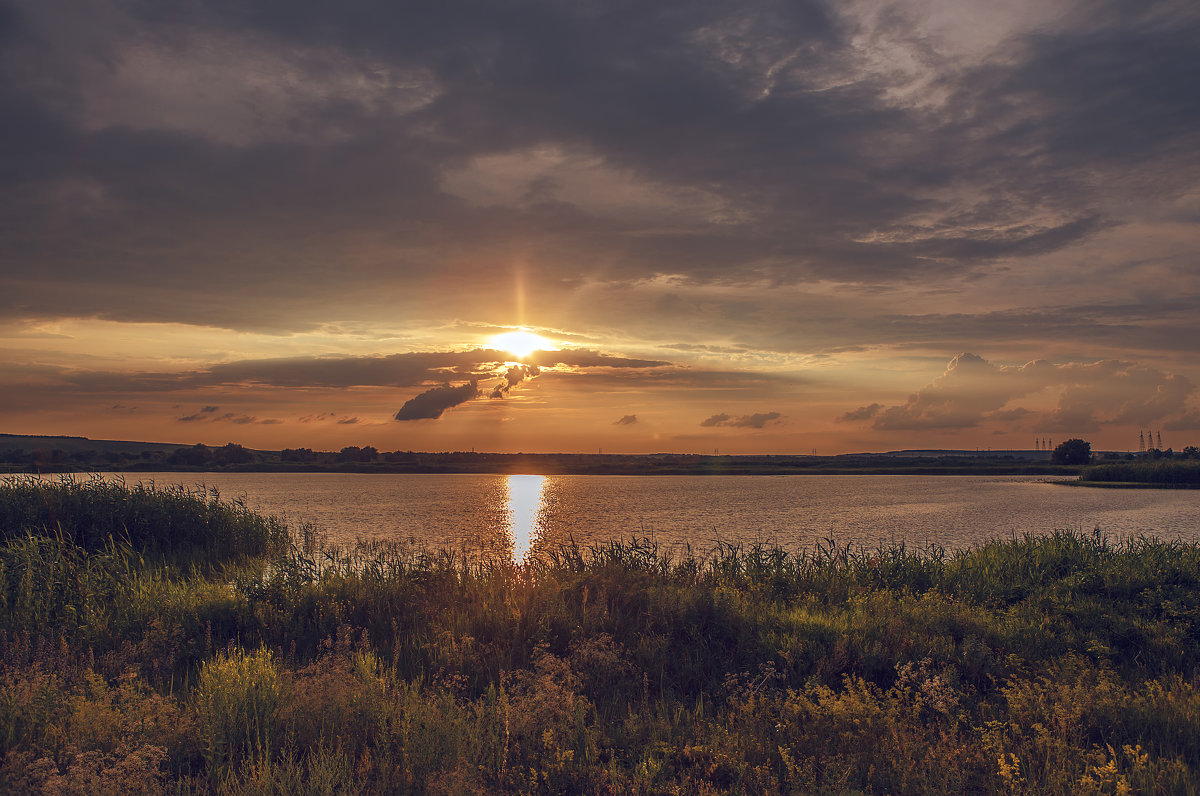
[3,478,1200,793]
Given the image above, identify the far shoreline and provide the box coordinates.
[4,462,1084,477]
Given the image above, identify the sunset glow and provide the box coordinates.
[489,330,554,359]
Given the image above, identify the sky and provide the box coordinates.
[1,0,1198,455]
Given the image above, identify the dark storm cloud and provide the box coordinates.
[700,412,782,429]
[1,0,1196,331]
[394,381,479,421]
[849,353,1198,432]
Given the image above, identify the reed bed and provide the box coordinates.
[1080,461,1200,486]
[1,479,1199,793]
[0,475,289,565]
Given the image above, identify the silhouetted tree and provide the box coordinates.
[339,445,379,463]
[168,443,212,466]
[1052,438,1091,465]
[281,447,317,463]
[214,442,253,465]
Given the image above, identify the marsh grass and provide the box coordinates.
[0,475,288,565]
[1080,461,1200,486]
[1,478,1200,793]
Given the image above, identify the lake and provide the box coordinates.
[105,472,1200,561]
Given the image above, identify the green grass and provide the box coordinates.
[1,478,1199,793]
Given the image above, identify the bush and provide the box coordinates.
[192,647,284,779]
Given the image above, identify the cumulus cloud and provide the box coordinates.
[394,381,479,421]
[700,412,783,429]
[849,353,1197,432]
[614,414,638,425]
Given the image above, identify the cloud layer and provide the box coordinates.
[0,0,1196,340]
[844,353,1198,433]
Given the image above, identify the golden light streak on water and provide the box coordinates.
[506,474,547,562]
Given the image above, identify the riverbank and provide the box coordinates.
[2,479,1198,793]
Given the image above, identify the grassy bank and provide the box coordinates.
[1078,461,1200,488]
[2,479,1199,793]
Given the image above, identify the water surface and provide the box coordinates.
[108,472,1200,561]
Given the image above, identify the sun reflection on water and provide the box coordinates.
[506,474,547,562]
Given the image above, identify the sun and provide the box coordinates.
[489,329,554,359]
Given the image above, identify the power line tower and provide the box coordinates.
[1139,430,1145,453]
[1157,431,1163,450]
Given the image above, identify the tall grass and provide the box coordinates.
[0,475,289,564]
[1,479,1200,793]
[1081,460,1200,485]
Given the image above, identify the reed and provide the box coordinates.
[1080,461,1200,485]
[0,475,289,565]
